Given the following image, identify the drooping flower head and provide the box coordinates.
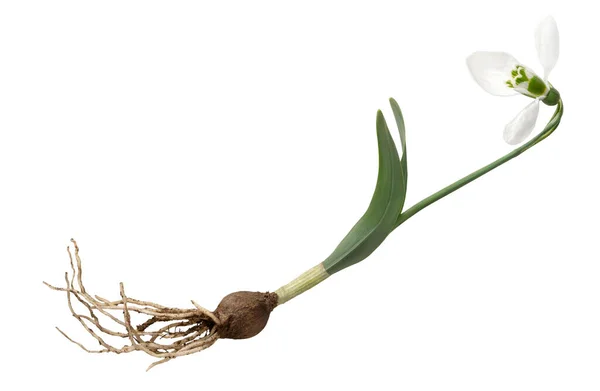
[467,16,560,145]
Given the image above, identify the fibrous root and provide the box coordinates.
[44,239,222,371]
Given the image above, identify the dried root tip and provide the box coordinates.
[45,239,222,371]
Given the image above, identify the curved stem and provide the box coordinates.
[394,99,563,229]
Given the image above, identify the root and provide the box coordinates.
[44,239,220,371]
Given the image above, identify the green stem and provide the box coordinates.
[394,99,563,229]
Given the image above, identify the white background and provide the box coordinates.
[1,1,598,390]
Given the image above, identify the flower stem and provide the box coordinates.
[394,99,563,229]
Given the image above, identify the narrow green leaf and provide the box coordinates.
[390,97,408,212]
[322,109,405,275]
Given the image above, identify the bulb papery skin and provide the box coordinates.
[542,86,560,106]
[506,65,549,98]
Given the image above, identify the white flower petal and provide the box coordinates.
[466,52,520,96]
[535,16,559,80]
[503,100,540,145]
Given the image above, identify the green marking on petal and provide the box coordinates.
[527,75,548,96]
[511,65,530,85]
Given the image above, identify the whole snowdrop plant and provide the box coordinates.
[467,16,561,144]
[45,16,564,371]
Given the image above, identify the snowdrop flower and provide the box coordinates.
[467,16,561,145]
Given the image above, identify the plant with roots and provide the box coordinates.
[46,17,563,371]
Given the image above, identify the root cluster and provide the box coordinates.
[44,239,220,371]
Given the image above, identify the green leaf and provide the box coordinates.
[322,106,407,275]
[390,97,408,212]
